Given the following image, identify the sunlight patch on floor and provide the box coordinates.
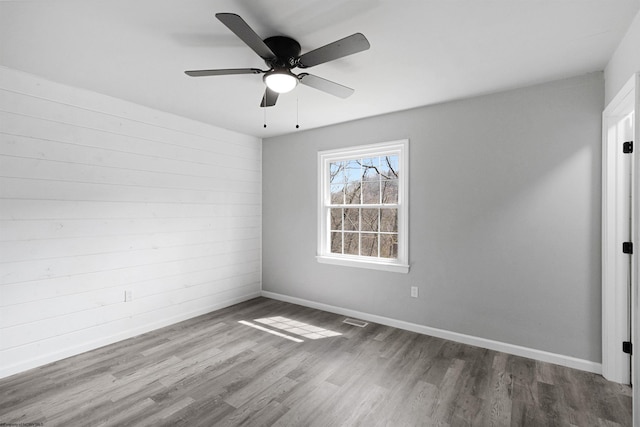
[238,320,304,343]
[254,316,342,340]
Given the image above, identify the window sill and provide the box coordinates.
[316,255,410,274]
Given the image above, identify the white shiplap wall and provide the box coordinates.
[0,66,262,378]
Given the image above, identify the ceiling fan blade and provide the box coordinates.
[185,68,264,77]
[260,88,279,107]
[298,33,370,68]
[299,73,354,98]
[216,13,276,61]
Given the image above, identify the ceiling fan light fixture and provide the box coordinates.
[264,70,298,93]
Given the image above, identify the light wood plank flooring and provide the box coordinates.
[0,297,632,426]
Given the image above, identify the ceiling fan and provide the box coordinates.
[185,13,371,107]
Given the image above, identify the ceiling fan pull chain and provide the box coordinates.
[263,97,267,128]
[296,97,300,129]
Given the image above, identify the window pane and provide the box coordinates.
[381,179,398,204]
[361,233,378,257]
[361,208,379,232]
[344,160,361,204]
[362,181,380,204]
[330,161,347,183]
[380,234,398,259]
[361,156,380,181]
[345,160,361,183]
[330,184,344,204]
[330,208,342,231]
[345,182,361,204]
[331,232,342,254]
[380,209,398,232]
[343,232,359,255]
[344,208,359,231]
[381,155,399,179]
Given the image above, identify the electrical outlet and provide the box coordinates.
[125,290,133,302]
[410,286,418,298]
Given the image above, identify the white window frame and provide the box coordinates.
[317,139,409,273]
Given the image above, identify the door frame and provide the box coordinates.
[632,72,640,427]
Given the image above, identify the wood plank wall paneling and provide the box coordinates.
[0,67,262,378]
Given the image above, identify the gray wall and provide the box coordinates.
[263,72,604,362]
[605,9,640,105]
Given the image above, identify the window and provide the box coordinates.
[317,140,409,273]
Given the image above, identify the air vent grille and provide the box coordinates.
[343,318,368,328]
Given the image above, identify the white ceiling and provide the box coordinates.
[1,0,639,138]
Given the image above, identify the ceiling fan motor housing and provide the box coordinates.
[264,36,301,68]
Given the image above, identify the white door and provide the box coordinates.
[602,75,636,386]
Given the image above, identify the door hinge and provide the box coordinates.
[623,140,633,153]
[623,241,633,254]
[623,341,633,355]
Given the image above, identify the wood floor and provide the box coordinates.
[0,297,632,426]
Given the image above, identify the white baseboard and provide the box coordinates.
[0,292,260,379]
[261,291,602,375]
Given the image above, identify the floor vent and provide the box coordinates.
[343,318,368,328]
